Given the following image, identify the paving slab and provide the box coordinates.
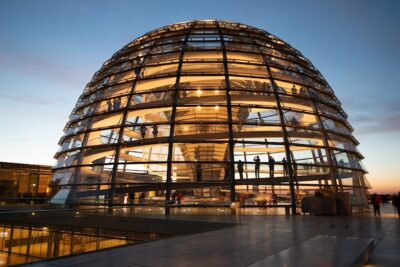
[15,204,400,267]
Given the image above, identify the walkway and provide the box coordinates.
[18,204,399,267]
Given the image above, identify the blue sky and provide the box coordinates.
[0,0,399,193]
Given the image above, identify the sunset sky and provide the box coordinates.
[0,0,399,193]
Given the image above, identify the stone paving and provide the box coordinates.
[17,204,399,267]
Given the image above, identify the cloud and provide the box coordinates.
[0,42,87,88]
[0,93,55,106]
[350,103,400,135]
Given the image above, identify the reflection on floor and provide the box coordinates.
[12,204,400,267]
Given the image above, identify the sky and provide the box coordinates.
[0,0,399,193]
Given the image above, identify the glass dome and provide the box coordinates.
[51,20,370,210]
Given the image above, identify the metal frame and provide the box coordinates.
[51,20,370,212]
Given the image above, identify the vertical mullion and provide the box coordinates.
[262,53,297,215]
[108,38,160,207]
[165,23,195,209]
[216,21,236,203]
[310,100,339,191]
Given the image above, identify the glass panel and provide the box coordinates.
[118,144,169,163]
[52,168,76,185]
[183,51,223,61]
[229,77,270,91]
[286,127,323,146]
[226,51,264,63]
[142,63,179,78]
[74,165,113,185]
[270,67,303,83]
[123,124,170,141]
[145,52,180,65]
[55,150,81,168]
[135,77,176,92]
[234,143,286,179]
[86,128,120,146]
[228,63,267,77]
[181,62,224,75]
[179,75,226,89]
[171,162,227,182]
[186,41,221,50]
[174,123,228,137]
[290,147,330,177]
[91,112,124,129]
[321,117,352,136]
[175,106,228,123]
[130,91,173,106]
[172,142,229,162]
[327,134,357,152]
[81,147,116,166]
[114,163,167,183]
[282,110,318,128]
[126,108,172,124]
[59,134,84,152]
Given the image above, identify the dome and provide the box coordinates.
[51,20,369,209]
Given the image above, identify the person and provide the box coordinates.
[139,192,145,204]
[176,192,183,206]
[290,117,299,126]
[393,192,400,218]
[237,160,244,180]
[224,162,229,180]
[292,159,298,177]
[107,99,112,112]
[291,85,297,95]
[112,98,119,110]
[129,192,135,210]
[272,193,278,206]
[372,194,382,217]
[282,157,288,178]
[196,161,202,182]
[171,192,177,204]
[268,155,275,179]
[134,56,142,76]
[254,156,261,179]
[140,125,147,139]
[299,87,306,96]
[152,124,158,138]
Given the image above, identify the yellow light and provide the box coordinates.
[31,212,36,216]
[196,105,201,109]
[215,105,219,109]
[214,90,219,94]
[196,89,202,95]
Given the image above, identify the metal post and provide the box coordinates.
[165,22,195,214]
[216,21,236,203]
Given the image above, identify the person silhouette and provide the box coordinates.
[107,99,112,111]
[152,124,158,138]
[291,85,297,95]
[196,161,202,182]
[140,125,147,139]
[254,156,261,179]
[282,157,288,178]
[372,193,382,217]
[237,160,244,180]
[268,155,275,179]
